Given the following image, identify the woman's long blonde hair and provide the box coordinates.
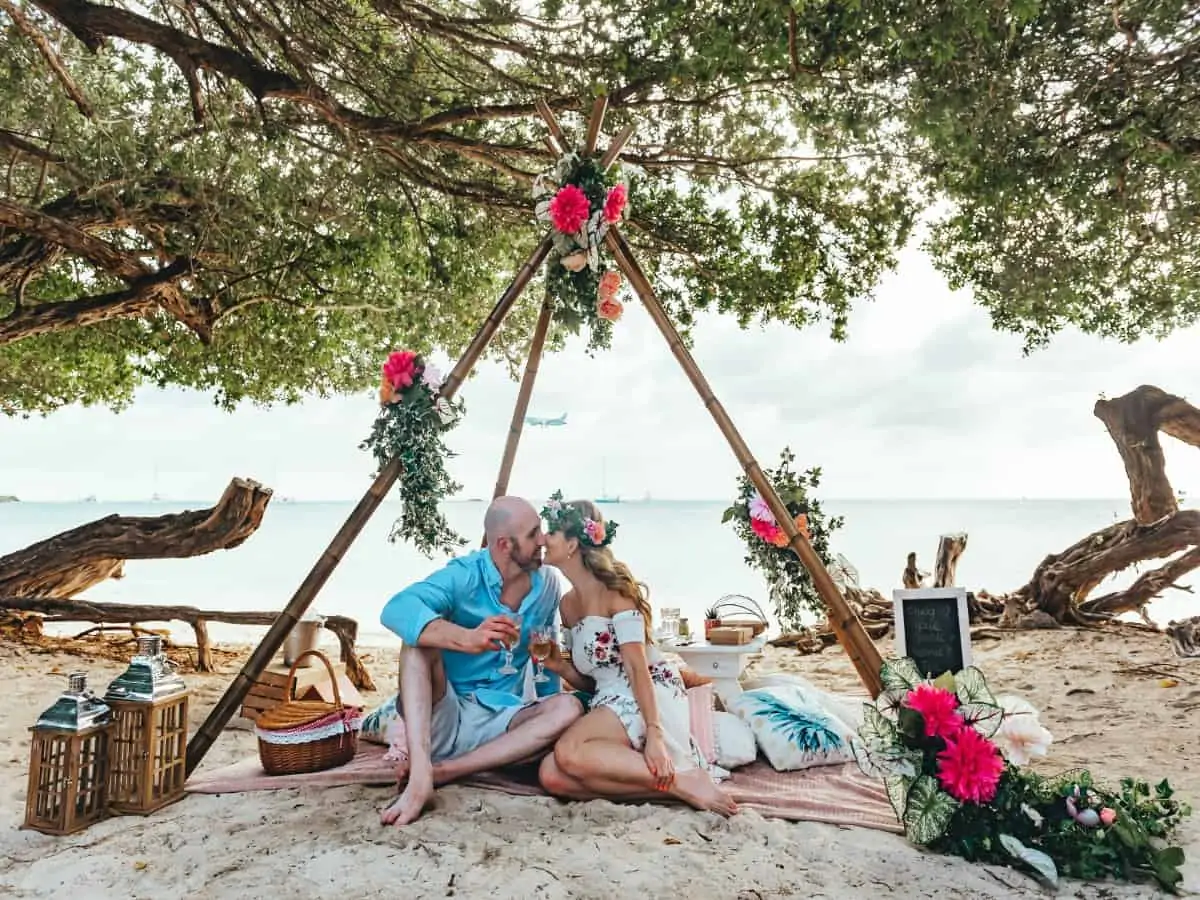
[566,499,654,643]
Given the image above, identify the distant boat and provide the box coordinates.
[597,457,620,504]
[82,495,97,503]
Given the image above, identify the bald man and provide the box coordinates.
[378,496,582,827]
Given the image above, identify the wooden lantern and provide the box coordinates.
[104,636,190,815]
[24,672,113,836]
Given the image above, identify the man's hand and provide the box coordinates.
[459,615,520,654]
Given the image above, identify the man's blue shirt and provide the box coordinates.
[380,549,563,708]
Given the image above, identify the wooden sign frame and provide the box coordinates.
[892,587,972,676]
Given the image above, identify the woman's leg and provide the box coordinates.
[545,707,737,815]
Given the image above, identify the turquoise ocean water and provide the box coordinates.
[1,499,1193,646]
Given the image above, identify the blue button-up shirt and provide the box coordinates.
[380,549,563,709]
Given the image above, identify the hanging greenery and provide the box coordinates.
[533,152,629,350]
[361,350,466,557]
[722,448,843,630]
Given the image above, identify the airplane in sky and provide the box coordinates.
[525,413,568,427]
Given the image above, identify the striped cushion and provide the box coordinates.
[687,684,717,764]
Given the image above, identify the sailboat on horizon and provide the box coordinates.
[597,457,620,504]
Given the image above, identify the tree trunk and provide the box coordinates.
[0,595,375,691]
[933,533,968,588]
[1013,386,1200,624]
[0,477,271,597]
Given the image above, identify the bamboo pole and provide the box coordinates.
[604,227,885,697]
[600,125,635,170]
[185,233,556,774]
[583,96,608,155]
[535,99,570,150]
[482,293,557,545]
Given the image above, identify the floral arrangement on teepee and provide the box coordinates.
[722,448,843,630]
[854,658,1190,891]
[361,350,466,557]
[533,151,629,349]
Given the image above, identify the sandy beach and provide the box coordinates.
[1,628,1195,899]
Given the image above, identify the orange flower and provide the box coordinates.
[769,515,811,548]
[378,376,399,406]
[598,269,622,301]
[597,296,623,321]
[795,513,811,540]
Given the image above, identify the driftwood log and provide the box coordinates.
[0,478,272,597]
[771,532,1005,653]
[933,533,968,588]
[775,385,1198,655]
[0,595,375,691]
[1004,386,1200,625]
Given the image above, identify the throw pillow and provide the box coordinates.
[728,685,856,772]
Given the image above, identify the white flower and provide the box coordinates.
[434,397,456,425]
[993,694,1053,766]
[748,492,776,524]
[421,363,444,390]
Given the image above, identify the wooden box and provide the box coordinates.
[707,626,754,646]
[239,663,333,722]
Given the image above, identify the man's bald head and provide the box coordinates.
[484,496,544,576]
[484,496,538,544]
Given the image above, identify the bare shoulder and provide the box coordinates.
[559,589,582,626]
[603,589,639,617]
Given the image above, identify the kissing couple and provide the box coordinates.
[378,493,738,826]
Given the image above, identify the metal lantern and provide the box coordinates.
[24,672,113,835]
[103,635,190,815]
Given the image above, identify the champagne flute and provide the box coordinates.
[530,627,554,684]
[497,613,523,675]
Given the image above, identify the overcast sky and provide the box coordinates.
[2,242,1197,503]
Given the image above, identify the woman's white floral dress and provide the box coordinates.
[566,609,703,770]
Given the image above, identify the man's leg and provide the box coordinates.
[380,646,451,827]
[431,693,583,785]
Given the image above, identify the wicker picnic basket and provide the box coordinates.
[255,649,361,776]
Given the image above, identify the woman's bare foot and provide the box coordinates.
[379,777,434,827]
[670,768,738,817]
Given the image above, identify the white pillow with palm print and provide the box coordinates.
[727,685,856,772]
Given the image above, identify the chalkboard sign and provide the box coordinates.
[892,588,972,678]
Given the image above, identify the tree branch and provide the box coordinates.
[0,196,148,280]
[1094,385,1200,524]
[0,0,94,118]
[0,255,195,345]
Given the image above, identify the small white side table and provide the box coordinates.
[670,635,766,706]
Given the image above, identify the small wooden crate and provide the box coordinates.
[24,724,111,835]
[107,694,189,815]
[707,626,754,645]
[240,663,330,722]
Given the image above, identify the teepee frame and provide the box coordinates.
[185,96,884,775]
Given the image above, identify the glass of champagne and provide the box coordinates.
[530,627,554,684]
[498,613,523,675]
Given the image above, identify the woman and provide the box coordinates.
[537,493,737,816]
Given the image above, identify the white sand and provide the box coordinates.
[1,629,1195,899]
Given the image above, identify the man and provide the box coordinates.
[379,496,583,827]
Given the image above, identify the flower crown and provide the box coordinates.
[540,490,618,549]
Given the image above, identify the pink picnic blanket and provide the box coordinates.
[186,743,902,833]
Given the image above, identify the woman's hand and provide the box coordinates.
[642,725,675,792]
[541,640,565,675]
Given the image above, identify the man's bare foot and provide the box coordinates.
[670,769,738,817]
[380,777,434,827]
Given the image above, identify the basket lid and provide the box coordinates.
[256,699,341,732]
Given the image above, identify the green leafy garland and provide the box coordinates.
[721,448,844,630]
[854,658,1191,892]
[360,350,466,557]
[533,152,630,351]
